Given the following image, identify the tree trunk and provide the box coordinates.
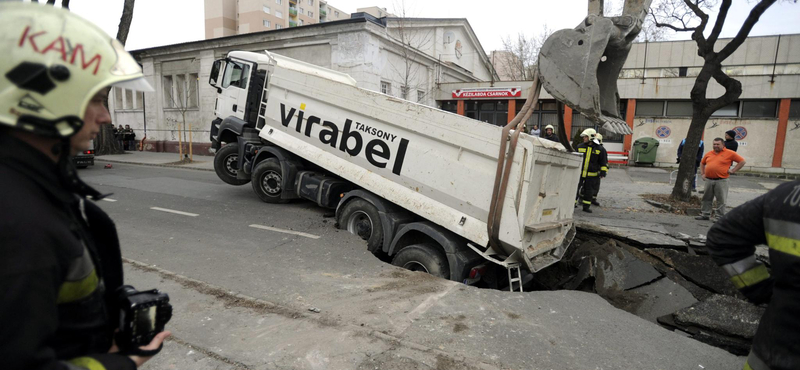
[116,0,136,45]
[95,123,123,156]
[670,109,711,201]
[61,0,70,9]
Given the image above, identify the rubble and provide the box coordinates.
[537,231,765,355]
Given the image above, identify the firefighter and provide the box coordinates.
[0,4,169,369]
[706,180,800,370]
[575,128,607,213]
[542,125,559,142]
[591,133,609,206]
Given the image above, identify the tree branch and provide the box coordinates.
[651,12,696,32]
[706,0,731,48]
[707,67,742,112]
[682,0,710,52]
[717,0,777,61]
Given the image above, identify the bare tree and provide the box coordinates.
[655,0,778,201]
[497,26,552,81]
[163,75,200,162]
[385,1,434,102]
[62,0,70,9]
[96,0,137,155]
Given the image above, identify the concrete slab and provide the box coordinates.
[647,249,739,297]
[629,277,698,323]
[674,294,765,339]
[576,218,688,249]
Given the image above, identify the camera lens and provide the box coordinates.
[116,285,137,300]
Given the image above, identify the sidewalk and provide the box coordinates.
[96,151,215,171]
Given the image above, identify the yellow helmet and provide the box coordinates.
[580,128,597,138]
[595,133,603,142]
[0,3,152,138]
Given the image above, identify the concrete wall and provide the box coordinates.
[782,118,800,169]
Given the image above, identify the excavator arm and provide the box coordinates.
[538,0,652,135]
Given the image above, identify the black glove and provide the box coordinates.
[600,172,606,178]
[739,277,774,305]
[676,158,681,164]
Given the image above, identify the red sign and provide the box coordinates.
[452,87,522,99]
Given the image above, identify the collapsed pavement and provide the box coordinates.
[533,220,769,355]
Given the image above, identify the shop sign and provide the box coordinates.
[452,87,522,98]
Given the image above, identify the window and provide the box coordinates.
[188,73,199,108]
[401,85,408,99]
[300,7,304,13]
[790,100,800,118]
[308,11,313,17]
[679,67,688,77]
[276,11,283,18]
[741,100,777,118]
[441,101,457,113]
[299,19,303,25]
[666,101,693,116]
[380,81,391,95]
[308,0,313,4]
[263,20,271,27]
[276,24,283,29]
[335,11,339,17]
[417,90,425,103]
[162,75,174,108]
[221,61,250,90]
[114,87,124,109]
[635,101,664,116]
[263,5,270,13]
[275,0,281,4]
[711,102,739,117]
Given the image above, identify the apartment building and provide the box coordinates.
[204,0,349,39]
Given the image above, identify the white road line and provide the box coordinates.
[248,224,321,239]
[150,207,199,217]
[101,198,117,202]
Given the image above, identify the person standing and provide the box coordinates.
[575,128,607,213]
[0,4,170,369]
[591,133,609,206]
[677,138,705,191]
[542,125,559,142]
[695,138,746,221]
[530,124,541,137]
[115,124,125,149]
[705,180,800,370]
[724,130,739,152]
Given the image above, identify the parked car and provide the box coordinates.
[72,139,95,169]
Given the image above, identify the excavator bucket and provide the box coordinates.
[539,14,643,135]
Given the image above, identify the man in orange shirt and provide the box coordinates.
[696,138,746,221]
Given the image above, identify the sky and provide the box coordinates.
[43,0,800,53]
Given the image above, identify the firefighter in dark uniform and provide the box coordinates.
[591,133,609,206]
[0,4,169,369]
[576,128,607,213]
[706,180,800,370]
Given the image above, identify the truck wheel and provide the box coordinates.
[340,199,383,252]
[391,244,450,279]
[252,158,287,203]
[214,143,250,186]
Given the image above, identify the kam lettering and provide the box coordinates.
[18,26,102,75]
[280,103,409,175]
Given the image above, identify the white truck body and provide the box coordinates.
[230,50,582,273]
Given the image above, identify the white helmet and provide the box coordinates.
[545,125,555,131]
[0,3,152,138]
[595,133,603,143]
[580,128,597,138]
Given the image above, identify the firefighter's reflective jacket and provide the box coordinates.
[706,180,800,370]
[576,142,608,178]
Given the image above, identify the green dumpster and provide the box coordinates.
[633,137,660,165]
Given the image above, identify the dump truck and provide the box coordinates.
[208,50,581,289]
[207,0,650,289]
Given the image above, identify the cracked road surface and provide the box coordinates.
[81,161,744,369]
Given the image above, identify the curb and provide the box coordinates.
[738,171,799,180]
[96,157,215,172]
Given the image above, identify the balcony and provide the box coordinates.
[289,0,297,3]
[320,9,327,17]
[289,20,298,27]
[288,7,297,16]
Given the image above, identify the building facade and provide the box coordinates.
[114,15,496,155]
[204,0,350,39]
[437,34,800,173]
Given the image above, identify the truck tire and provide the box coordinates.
[391,244,449,279]
[340,199,383,252]
[252,158,288,203]
[214,143,250,185]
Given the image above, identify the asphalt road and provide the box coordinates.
[80,161,744,370]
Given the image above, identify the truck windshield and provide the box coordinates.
[221,61,250,89]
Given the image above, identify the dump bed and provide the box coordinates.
[250,51,582,272]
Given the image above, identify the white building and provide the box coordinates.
[112,14,496,154]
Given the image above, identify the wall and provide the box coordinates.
[783,118,800,169]
[632,117,779,169]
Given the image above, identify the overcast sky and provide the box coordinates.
[51,0,800,53]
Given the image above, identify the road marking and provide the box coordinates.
[249,224,320,239]
[101,198,117,202]
[150,207,199,217]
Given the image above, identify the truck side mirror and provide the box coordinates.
[209,59,223,87]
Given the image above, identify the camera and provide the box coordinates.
[115,285,173,350]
